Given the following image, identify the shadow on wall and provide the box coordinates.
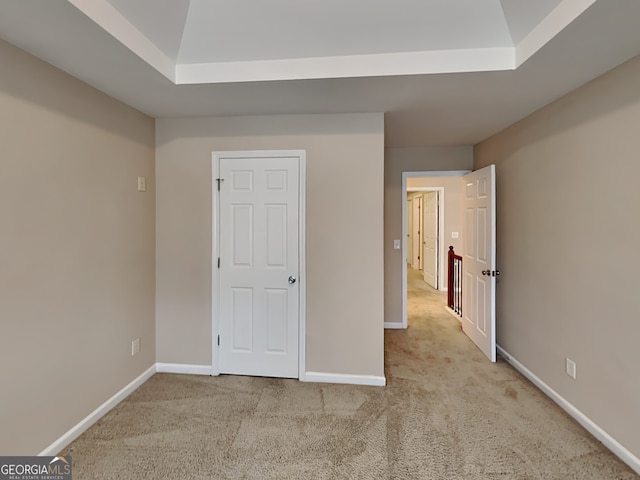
[0,40,152,142]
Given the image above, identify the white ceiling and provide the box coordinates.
[177,0,514,63]
[500,0,564,44]
[106,0,190,61]
[1,0,640,146]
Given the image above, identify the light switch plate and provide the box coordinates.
[566,358,576,379]
[131,338,141,356]
[451,232,459,239]
[137,176,146,192]
[393,240,401,250]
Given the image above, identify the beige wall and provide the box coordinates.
[475,55,640,459]
[406,176,465,287]
[384,147,473,324]
[0,40,156,454]
[156,113,385,377]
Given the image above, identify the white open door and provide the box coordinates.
[407,198,413,265]
[462,165,496,362]
[216,152,301,378]
[412,196,422,269]
[422,192,438,289]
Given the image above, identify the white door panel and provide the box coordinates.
[232,288,253,351]
[218,155,299,378]
[412,196,422,269]
[423,192,438,289]
[462,165,496,362]
[407,199,413,264]
[265,288,288,352]
[232,204,253,266]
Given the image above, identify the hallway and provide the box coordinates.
[406,266,447,327]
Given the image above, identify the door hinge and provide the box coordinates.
[216,178,225,191]
[217,257,220,268]
[217,335,220,346]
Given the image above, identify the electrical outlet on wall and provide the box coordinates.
[566,358,576,379]
[131,338,141,356]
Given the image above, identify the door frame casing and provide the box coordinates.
[211,150,307,379]
[397,170,470,330]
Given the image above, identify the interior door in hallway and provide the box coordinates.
[217,153,300,378]
[462,165,496,362]
[422,192,438,289]
[412,195,422,269]
[407,199,413,264]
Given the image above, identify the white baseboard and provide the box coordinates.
[38,365,156,456]
[384,322,405,329]
[37,363,387,457]
[304,371,386,387]
[497,346,640,476]
[155,363,215,376]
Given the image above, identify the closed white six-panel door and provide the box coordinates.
[218,154,299,378]
[462,165,496,362]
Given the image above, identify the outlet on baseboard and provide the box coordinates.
[131,338,141,356]
[566,358,576,379]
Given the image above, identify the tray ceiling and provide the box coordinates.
[1,0,639,146]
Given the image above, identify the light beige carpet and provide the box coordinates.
[63,269,638,479]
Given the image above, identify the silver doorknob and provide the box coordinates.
[288,276,296,284]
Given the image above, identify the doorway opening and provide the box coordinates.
[401,171,469,329]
